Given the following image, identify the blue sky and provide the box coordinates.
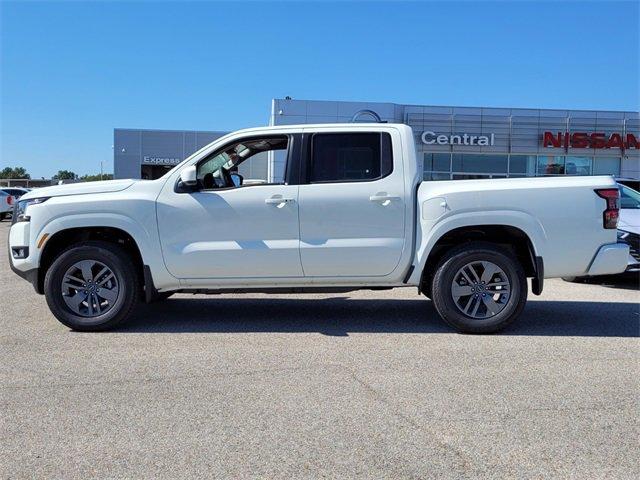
[1,0,638,178]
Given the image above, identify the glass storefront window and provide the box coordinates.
[537,155,565,175]
[452,154,508,173]
[424,153,451,172]
[422,151,622,181]
[424,153,451,180]
[433,153,451,172]
[564,156,592,175]
[593,157,621,175]
[509,155,537,175]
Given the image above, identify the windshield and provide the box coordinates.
[158,131,235,180]
[619,184,640,209]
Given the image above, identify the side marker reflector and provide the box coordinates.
[37,233,49,249]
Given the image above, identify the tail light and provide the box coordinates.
[595,188,620,229]
[6,195,13,206]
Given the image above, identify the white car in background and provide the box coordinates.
[618,184,640,272]
[0,191,15,221]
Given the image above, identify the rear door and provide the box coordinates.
[298,128,406,277]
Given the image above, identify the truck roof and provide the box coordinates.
[234,123,408,134]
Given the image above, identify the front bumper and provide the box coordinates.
[8,221,41,293]
[586,242,630,276]
[9,260,39,291]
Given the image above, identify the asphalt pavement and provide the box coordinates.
[1,220,639,479]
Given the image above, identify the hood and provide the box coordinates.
[21,179,137,200]
[618,208,640,233]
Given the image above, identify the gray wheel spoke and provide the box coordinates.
[78,260,95,282]
[470,297,481,317]
[93,294,102,314]
[94,266,110,282]
[452,283,473,298]
[465,266,480,283]
[63,291,87,311]
[64,274,85,285]
[481,262,500,283]
[97,287,117,303]
[481,296,501,316]
[462,295,476,314]
[98,273,115,286]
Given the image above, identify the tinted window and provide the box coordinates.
[424,153,451,172]
[620,184,640,209]
[594,157,621,176]
[311,133,392,182]
[452,154,508,174]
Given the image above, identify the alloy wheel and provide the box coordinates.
[451,260,511,319]
[61,260,119,317]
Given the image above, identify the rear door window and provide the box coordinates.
[310,133,392,183]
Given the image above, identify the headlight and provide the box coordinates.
[13,197,49,223]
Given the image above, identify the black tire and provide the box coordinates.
[431,242,527,334]
[44,241,139,331]
[0,212,7,221]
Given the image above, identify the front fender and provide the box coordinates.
[33,213,177,290]
[408,209,547,285]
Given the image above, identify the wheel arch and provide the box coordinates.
[38,226,145,295]
[413,213,545,296]
[36,217,152,295]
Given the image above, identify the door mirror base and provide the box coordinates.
[176,165,198,193]
[180,165,197,186]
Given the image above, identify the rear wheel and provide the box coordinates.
[431,242,527,333]
[44,241,139,331]
[0,212,7,221]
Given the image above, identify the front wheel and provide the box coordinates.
[431,242,527,334]
[44,241,139,331]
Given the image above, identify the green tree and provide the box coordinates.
[52,170,78,180]
[80,173,114,182]
[0,166,30,179]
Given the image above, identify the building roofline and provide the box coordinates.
[273,98,639,115]
[114,128,229,134]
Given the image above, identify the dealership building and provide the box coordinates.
[114,98,640,181]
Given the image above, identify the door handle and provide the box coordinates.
[369,194,400,203]
[265,197,295,205]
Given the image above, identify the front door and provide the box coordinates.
[156,135,303,279]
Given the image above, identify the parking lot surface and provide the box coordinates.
[1,220,639,479]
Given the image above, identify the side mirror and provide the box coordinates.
[179,165,197,187]
[230,172,244,187]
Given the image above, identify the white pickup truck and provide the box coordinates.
[9,123,629,333]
